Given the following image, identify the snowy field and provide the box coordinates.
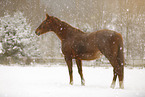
[0,65,145,97]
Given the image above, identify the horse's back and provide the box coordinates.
[94,29,122,44]
[94,29,123,59]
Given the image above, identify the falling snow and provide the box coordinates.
[60,28,63,30]
[0,1,145,97]
[120,47,122,50]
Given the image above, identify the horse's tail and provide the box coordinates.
[117,33,125,67]
[117,33,125,87]
[115,33,125,88]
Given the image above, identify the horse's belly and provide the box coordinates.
[78,51,103,60]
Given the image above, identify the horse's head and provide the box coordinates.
[35,14,53,36]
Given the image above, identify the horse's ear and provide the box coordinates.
[46,13,50,20]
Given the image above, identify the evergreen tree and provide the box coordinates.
[0,11,40,60]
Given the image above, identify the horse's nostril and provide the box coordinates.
[37,32,40,36]
[35,31,40,36]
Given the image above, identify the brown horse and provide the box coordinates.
[35,14,125,89]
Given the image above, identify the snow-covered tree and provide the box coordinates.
[0,11,40,59]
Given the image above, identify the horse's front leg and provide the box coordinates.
[65,56,73,85]
[76,59,85,86]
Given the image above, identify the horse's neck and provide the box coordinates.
[53,21,84,41]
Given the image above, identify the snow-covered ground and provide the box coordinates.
[0,65,145,97]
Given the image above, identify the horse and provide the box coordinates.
[35,14,125,89]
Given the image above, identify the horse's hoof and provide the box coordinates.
[119,81,124,89]
[110,84,115,89]
[81,82,85,86]
[119,86,124,89]
[70,81,73,85]
[110,81,115,89]
[81,80,85,86]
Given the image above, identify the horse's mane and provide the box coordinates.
[52,16,84,34]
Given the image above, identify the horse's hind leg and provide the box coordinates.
[110,59,124,89]
[76,59,85,85]
[111,67,118,88]
[118,65,124,89]
[110,59,118,89]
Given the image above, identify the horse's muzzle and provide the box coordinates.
[35,31,40,36]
